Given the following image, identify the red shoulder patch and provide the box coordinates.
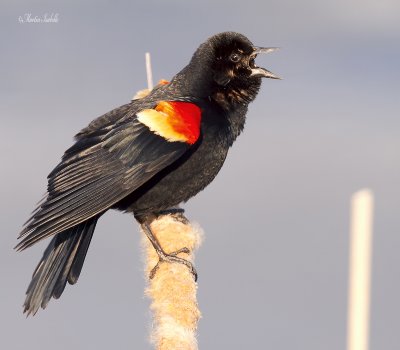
[137,101,202,145]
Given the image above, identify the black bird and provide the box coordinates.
[16,31,279,315]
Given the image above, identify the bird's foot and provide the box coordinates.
[141,219,198,281]
[149,247,198,281]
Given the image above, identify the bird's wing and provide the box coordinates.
[16,100,202,251]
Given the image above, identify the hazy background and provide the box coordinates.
[1,1,399,349]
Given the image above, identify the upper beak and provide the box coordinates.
[250,47,281,80]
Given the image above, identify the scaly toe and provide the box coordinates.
[148,251,197,281]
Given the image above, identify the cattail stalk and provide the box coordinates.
[347,189,374,350]
[141,213,202,350]
[145,52,154,91]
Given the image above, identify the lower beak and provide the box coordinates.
[250,46,281,79]
[250,67,281,79]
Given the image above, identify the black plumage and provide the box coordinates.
[17,31,279,315]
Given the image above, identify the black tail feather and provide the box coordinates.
[23,216,98,316]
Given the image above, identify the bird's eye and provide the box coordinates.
[229,52,241,63]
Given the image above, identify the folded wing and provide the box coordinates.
[16,101,201,250]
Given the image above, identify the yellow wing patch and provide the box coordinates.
[137,109,189,143]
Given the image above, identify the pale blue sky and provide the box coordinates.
[1,1,400,349]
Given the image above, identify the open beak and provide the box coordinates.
[250,47,281,80]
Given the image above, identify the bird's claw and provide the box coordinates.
[149,247,198,281]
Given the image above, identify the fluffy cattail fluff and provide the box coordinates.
[141,213,202,350]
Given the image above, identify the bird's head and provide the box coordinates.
[177,32,280,109]
[209,32,280,86]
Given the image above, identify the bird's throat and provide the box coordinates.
[211,83,259,111]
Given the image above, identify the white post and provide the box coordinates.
[145,52,153,90]
[347,189,374,350]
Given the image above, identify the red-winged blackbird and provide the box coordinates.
[16,32,279,315]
